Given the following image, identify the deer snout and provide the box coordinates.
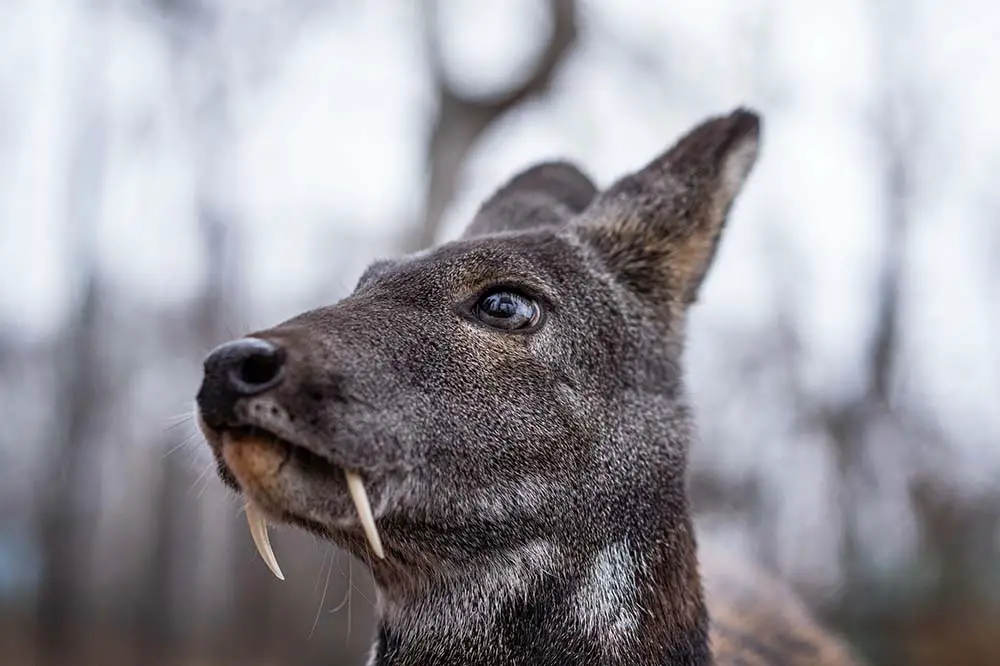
[197,337,286,428]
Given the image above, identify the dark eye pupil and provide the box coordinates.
[483,293,517,318]
[472,289,540,331]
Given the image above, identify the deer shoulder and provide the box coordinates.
[701,548,861,665]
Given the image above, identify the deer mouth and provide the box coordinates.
[196,415,386,580]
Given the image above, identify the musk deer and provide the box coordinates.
[196,108,862,665]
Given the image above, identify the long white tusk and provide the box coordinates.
[246,501,285,580]
[345,471,385,559]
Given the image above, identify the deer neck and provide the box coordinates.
[369,508,710,666]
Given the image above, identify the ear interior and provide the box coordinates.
[462,161,598,239]
[579,108,761,306]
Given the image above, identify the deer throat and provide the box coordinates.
[369,522,711,666]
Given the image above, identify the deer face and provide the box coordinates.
[195,110,760,586]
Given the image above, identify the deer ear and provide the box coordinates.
[462,161,598,239]
[578,108,760,307]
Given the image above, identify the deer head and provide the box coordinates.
[196,109,761,666]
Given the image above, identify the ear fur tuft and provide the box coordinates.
[578,108,762,307]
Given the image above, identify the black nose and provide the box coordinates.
[197,338,286,428]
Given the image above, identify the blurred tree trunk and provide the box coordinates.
[835,0,916,577]
[34,1,110,662]
[411,0,579,251]
[35,279,105,665]
[814,4,921,661]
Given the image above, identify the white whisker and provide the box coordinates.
[309,549,334,640]
[327,555,352,615]
[163,431,201,458]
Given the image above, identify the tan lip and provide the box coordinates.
[221,433,287,496]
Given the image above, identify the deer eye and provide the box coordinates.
[473,289,541,331]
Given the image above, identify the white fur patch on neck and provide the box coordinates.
[575,540,642,653]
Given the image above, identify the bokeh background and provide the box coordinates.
[2,1,999,664]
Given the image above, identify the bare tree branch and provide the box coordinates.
[412,0,579,252]
[866,86,912,409]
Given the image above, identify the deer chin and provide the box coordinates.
[216,429,386,581]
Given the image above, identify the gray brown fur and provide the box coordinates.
[195,108,862,665]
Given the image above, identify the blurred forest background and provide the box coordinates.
[1,0,999,664]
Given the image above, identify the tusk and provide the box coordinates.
[345,471,385,559]
[246,501,285,580]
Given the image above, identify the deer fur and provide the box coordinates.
[196,108,862,665]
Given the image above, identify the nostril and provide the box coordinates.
[238,351,282,387]
[198,337,286,424]
[202,337,286,399]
